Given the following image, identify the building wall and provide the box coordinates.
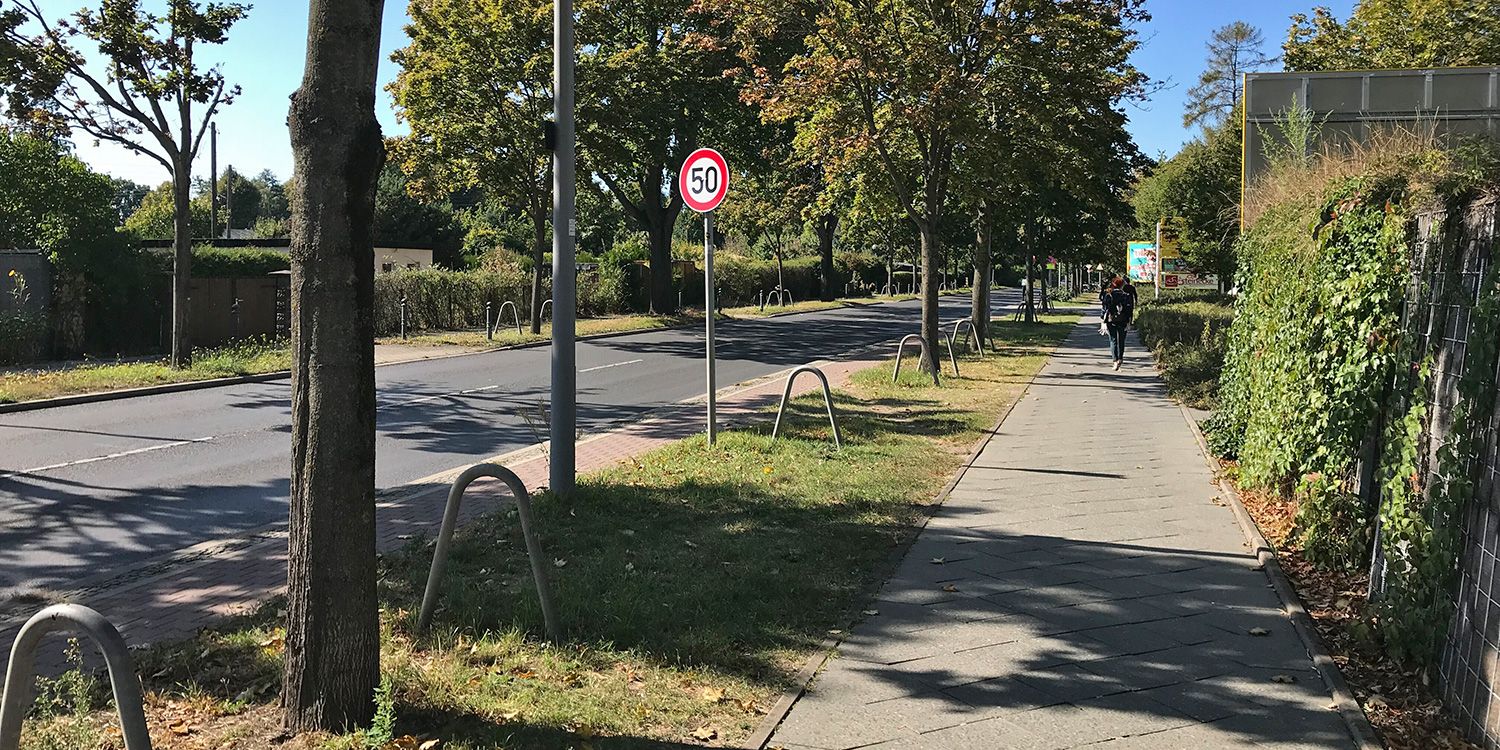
[376,246,433,273]
[0,249,51,315]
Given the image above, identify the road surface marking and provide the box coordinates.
[1,437,216,479]
[579,359,643,374]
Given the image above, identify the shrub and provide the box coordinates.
[0,310,46,365]
[1134,293,1233,410]
[374,266,529,335]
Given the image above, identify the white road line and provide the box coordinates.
[378,384,505,409]
[579,358,643,374]
[1,437,216,479]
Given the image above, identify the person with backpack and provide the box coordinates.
[1102,276,1134,370]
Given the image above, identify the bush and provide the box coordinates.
[1134,293,1233,410]
[140,245,292,277]
[0,310,46,365]
[375,266,529,335]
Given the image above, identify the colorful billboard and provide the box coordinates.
[1127,241,1155,283]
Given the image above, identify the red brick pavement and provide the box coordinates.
[0,353,887,674]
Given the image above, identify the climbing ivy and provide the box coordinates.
[1374,257,1500,665]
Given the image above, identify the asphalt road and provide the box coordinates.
[0,290,1020,595]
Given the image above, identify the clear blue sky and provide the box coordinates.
[64,0,1356,185]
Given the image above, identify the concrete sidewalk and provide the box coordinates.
[770,322,1357,750]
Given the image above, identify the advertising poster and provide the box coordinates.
[1126,241,1155,283]
[1155,222,1218,291]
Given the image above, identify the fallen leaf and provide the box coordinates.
[1248,627,1270,637]
[930,557,947,565]
[625,562,636,572]
[685,540,698,549]
[763,466,774,474]
[862,609,879,616]
[691,725,718,741]
[941,584,960,592]
[1367,694,1389,710]
[168,720,192,736]
[700,686,727,703]
[554,558,568,568]
[1271,674,1297,684]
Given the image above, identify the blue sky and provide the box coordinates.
[62,0,1356,185]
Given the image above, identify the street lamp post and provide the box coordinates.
[550,0,577,497]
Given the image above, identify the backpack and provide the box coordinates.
[1104,289,1133,324]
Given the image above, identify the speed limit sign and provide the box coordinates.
[679,148,729,213]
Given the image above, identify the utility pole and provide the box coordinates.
[549,0,577,497]
[209,122,218,239]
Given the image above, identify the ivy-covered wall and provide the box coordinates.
[1212,175,1500,742]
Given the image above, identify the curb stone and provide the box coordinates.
[741,324,1061,750]
[1177,402,1385,750]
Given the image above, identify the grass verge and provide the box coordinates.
[0,338,291,405]
[379,313,708,349]
[1133,291,1233,410]
[18,315,1076,750]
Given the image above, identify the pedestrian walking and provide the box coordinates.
[1102,276,1133,370]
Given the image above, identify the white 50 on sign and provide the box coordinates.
[679,148,729,213]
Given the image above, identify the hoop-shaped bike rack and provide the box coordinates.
[491,301,522,337]
[950,319,985,358]
[0,605,151,750]
[539,299,552,320]
[778,289,793,306]
[417,463,561,641]
[771,365,842,449]
[893,334,941,386]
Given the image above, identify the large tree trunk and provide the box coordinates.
[815,213,837,301]
[971,211,992,348]
[646,221,673,314]
[282,0,385,733]
[529,208,545,334]
[170,154,193,368]
[919,223,940,377]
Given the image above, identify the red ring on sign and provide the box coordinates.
[679,148,729,214]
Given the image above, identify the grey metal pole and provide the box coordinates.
[550,0,577,496]
[704,213,717,445]
[209,122,218,240]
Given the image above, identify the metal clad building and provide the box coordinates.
[1243,68,1500,207]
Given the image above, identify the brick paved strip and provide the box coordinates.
[0,353,886,675]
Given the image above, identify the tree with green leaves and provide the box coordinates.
[1285,0,1500,71]
[728,0,1146,372]
[124,180,211,239]
[372,162,464,268]
[390,0,552,330]
[1184,22,1276,129]
[0,0,247,367]
[283,0,385,733]
[577,0,746,314]
[0,127,126,353]
[1131,119,1242,283]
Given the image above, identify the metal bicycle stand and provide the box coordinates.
[399,296,409,339]
[771,365,843,449]
[0,604,152,750]
[417,463,561,641]
[485,301,493,340]
[950,319,984,358]
[893,334,941,386]
[540,299,552,321]
[492,301,522,337]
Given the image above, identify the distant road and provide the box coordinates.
[0,290,1018,596]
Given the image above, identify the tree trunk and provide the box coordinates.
[1024,252,1036,323]
[1039,263,1050,313]
[646,221,673,314]
[529,208,545,334]
[972,211,992,348]
[282,0,385,733]
[775,250,784,298]
[170,154,193,368]
[816,213,837,301]
[919,223,940,377]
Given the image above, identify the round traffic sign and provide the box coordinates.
[679,148,729,213]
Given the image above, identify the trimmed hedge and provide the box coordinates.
[140,245,292,278]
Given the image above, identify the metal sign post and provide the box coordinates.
[679,147,730,445]
[703,213,717,444]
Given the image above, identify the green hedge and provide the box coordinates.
[1133,292,1233,410]
[373,266,629,335]
[140,246,292,277]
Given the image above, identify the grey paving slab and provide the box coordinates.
[768,322,1357,749]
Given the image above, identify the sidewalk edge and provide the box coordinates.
[742,328,1052,750]
[1177,403,1384,750]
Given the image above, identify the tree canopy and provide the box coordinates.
[1285,0,1500,71]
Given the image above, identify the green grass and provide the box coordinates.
[32,316,1076,750]
[1133,292,1234,410]
[380,313,708,349]
[0,338,291,404]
